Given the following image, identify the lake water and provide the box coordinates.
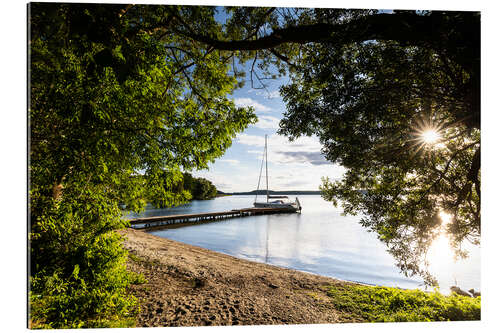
[127,195,480,294]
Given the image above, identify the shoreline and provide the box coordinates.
[120,228,480,327]
[120,228,356,326]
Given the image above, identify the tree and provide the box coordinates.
[181,172,217,200]
[151,172,218,205]
[280,38,480,284]
[191,177,218,200]
[147,171,192,208]
[278,11,480,286]
[29,3,255,327]
[175,8,480,285]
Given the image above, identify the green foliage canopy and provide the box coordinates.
[29,3,255,327]
[277,11,480,285]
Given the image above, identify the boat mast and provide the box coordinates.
[265,134,269,202]
[255,140,265,204]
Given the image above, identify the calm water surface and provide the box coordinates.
[127,195,480,293]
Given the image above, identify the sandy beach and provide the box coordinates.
[120,228,361,327]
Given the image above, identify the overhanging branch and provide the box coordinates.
[174,13,471,53]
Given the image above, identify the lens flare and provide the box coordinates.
[409,116,446,155]
[421,129,441,144]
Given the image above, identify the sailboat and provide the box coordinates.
[253,135,302,212]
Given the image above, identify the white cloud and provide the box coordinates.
[266,163,345,191]
[236,133,336,167]
[274,151,330,165]
[195,154,345,192]
[195,134,346,192]
[236,133,266,147]
[219,159,240,166]
[255,90,281,99]
[192,170,260,192]
[253,115,280,129]
[234,97,271,113]
[237,133,321,151]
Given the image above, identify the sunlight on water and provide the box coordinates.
[425,210,480,293]
[427,233,454,269]
[427,211,454,268]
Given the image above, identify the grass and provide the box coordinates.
[327,284,481,322]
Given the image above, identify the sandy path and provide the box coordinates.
[120,228,360,327]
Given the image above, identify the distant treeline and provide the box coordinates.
[221,190,322,195]
[182,173,218,200]
[138,172,218,208]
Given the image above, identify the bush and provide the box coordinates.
[29,189,139,328]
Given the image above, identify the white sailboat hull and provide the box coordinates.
[253,202,297,209]
[253,198,301,212]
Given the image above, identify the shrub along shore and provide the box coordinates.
[121,228,480,327]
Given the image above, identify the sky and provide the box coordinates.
[190,7,351,193]
[192,61,346,192]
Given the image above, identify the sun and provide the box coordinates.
[439,211,453,226]
[421,129,441,144]
[409,116,446,154]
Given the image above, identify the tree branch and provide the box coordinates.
[169,48,207,104]
[415,141,479,208]
[175,12,474,55]
[269,48,297,68]
[244,7,276,41]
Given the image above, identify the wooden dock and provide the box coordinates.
[128,207,299,230]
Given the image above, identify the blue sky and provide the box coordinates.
[192,66,346,192]
[191,7,346,192]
